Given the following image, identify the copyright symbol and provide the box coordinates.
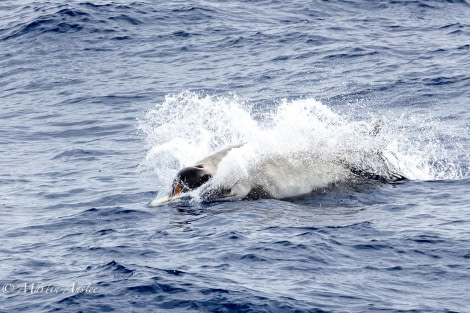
[2,283,15,294]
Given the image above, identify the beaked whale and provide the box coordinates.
[150,140,406,206]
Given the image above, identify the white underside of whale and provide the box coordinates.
[205,151,352,200]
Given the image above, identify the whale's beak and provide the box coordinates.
[149,195,173,206]
[149,183,184,206]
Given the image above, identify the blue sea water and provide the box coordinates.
[1,0,470,312]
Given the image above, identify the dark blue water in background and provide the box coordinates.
[1,0,470,312]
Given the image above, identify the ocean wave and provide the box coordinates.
[0,2,147,41]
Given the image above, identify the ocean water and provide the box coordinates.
[1,0,470,312]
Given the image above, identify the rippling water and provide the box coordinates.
[1,0,470,312]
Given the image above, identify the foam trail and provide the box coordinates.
[138,91,468,202]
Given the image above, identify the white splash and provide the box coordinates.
[138,91,468,202]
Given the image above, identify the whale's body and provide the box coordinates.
[150,143,405,206]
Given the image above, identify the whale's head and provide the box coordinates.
[170,166,212,197]
[150,166,212,206]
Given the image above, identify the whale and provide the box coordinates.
[150,145,242,205]
[149,141,406,206]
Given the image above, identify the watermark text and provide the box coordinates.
[2,282,98,295]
